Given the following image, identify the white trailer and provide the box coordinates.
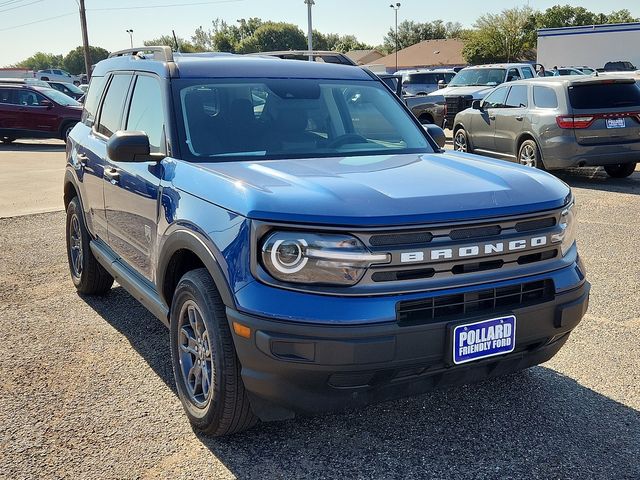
[0,67,36,79]
[537,22,640,70]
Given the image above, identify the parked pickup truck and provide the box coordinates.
[428,63,536,128]
[380,74,446,127]
[64,47,589,436]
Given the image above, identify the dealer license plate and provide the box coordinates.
[452,315,516,365]
[606,118,626,129]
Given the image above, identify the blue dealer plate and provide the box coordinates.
[453,315,516,365]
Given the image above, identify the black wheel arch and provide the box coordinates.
[157,229,236,312]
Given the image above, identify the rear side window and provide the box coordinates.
[505,85,528,108]
[521,68,534,79]
[0,88,15,104]
[533,86,558,108]
[568,83,640,109]
[97,74,132,137]
[126,75,164,152]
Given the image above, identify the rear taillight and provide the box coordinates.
[556,115,595,129]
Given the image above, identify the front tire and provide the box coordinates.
[604,162,636,178]
[66,197,114,294]
[170,268,257,436]
[453,128,470,152]
[518,139,545,170]
[1,137,15,144]
[61,122,76,141]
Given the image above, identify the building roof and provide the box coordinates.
[345,49,384,65]
[370,39,465,70]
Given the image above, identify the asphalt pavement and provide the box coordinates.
[0,145,638,479]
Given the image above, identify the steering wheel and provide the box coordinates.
[327,134,368,149]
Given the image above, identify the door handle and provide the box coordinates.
[515,115,524,121]
[103,167,120,185]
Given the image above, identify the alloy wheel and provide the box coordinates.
[454,131,467,152]
[178,300,214,408]
[69,214,83,278]
[519,144,537,168]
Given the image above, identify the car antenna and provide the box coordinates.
[172,30,180,53]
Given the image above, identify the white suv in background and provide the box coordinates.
[37,69,82,85]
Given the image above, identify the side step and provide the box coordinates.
[90,240,170,327]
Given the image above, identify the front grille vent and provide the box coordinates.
[396,280,554,325]
[369,231,433,247]
[515,217,556,232]
[449,225,501,240]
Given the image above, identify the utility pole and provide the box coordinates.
[304,0,314,61]
[389,3,401,72]
[79,0,92,80]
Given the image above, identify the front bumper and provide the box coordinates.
[228,278,590,421]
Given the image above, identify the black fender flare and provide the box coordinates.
[156,229,236,309]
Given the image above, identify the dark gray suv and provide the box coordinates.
[452,76,640,178]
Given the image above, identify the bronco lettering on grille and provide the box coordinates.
[399,235,548,263]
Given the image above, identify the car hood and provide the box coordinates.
[171,153,569,227]
[428,85,495,98]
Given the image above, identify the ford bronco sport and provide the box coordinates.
[64,47,589,436]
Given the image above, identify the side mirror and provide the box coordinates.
[437,80,447,89]
[40,99,53,109]
[107,130,160,162]
[423,124,446,149]
[472,99,482,110]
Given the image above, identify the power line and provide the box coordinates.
[88,0,242,12]
[0,0,43,13]
[0,12,75,32]
[0,0,34,7]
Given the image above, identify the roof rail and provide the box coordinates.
[108,46,174,63]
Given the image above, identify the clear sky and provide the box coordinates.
[1,0,639,67]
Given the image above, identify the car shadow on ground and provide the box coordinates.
[556,167,640,195]
[0,141,65,153]
[84,287,640,479]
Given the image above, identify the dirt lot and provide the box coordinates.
[0,146,639,479]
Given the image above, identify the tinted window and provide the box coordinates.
[522,68,534,79]
[449,68,506,87]
[16,89,44,106]
[482,86,508,108]
[97,74,132,137]
[175,78,432,161]
[569,83,640,109]
[53,70,62,75]
[0,88,15,104]
[533,86,558,109]
[506,68,521,81]
[82,76,106,126]
[126,75,164,152]
[505,85,528,108]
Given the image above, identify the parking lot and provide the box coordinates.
[0,141,639,479]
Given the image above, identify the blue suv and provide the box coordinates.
[64,47,590,436]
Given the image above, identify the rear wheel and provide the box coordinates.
[61,122,76,141]
[453,128,470,152]
[66,197,114,294]
[170,268,257,436]
[604,162,636,178]
[518,139,545,170]
[1,137,16,144]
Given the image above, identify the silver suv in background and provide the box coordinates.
[452,76,640,178]
[398,68,456,96]
[427,63,536,127]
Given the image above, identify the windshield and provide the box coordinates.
[448,68,506,87]
[35,87,80,106]
[173,78,433,161]
[59,82,84,94]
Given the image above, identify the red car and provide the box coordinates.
[0,83,82,144]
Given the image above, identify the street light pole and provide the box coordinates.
[389,2,401,72]
[304,0,314,61]
[126,29,134,48]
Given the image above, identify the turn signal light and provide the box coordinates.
[233,322,251,339]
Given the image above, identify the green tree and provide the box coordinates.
[532,5,638,28]
[383,20,462,51]
[62,46,109,75]
[604,9,638,23]
[462,6,536,64]
[236,22,307,53]
[14,52,63,71]
[144,35,202,53]
[332,35,372,53]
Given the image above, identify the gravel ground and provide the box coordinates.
[0,168,639,479]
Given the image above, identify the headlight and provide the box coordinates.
[551,200,576,256]
[261,231,390,286]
